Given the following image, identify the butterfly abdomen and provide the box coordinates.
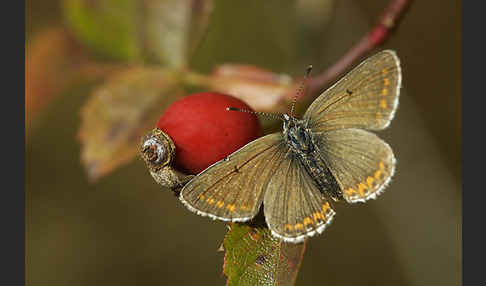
[298,148,343,201]
[283,118,343,201]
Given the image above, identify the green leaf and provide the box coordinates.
[223,216,306,286]
[62,0,214,66]
[62,0,141,62]
[78,67,184,181]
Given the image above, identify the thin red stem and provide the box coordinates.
[307,0,410,97]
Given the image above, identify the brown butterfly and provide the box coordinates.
[179,50,401,243]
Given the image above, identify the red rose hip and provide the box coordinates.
[157,92,262,174]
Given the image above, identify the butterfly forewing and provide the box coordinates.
[304,50,401,132]
[264,154,335,243]
[313,128,395,203]
[180,133,287,222]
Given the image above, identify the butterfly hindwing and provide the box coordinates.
[313,128,396,203]
[180,133,287,222]
[304,50,401,132]
[263,153,335,243]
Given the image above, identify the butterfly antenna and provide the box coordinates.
[290,64,313,117]
[226,107,284,121]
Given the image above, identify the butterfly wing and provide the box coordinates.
[180,133,288,222]
[303,50,401,132]
[263,152,335,243]
[312,128,395,203]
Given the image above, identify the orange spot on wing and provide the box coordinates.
[207,198,215,204]
[303,217,313,226]
[358,182,368,196]
[380,99,387,109]
[345,188,357,196]
[374,170,383,180]
[216,201,224,208]
[382,88,388,96]
[313,212,324,221]
[199,194,205,200]
[240,205,250,211]
[384,78,390,86]
[373,162,387,180]
[382,68,388,75]
[367,176,375,188]
[226,204,236,212]
[285,224,293,231]
[294,223,304,230]
[322,202,331,213]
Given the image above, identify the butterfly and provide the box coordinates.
[179,50,401,243]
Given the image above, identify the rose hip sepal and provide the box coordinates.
[140,128,194,190]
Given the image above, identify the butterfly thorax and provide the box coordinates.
[282,114,343,201]
[282,115,314,154]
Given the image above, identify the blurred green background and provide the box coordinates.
[26,0,461,285]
